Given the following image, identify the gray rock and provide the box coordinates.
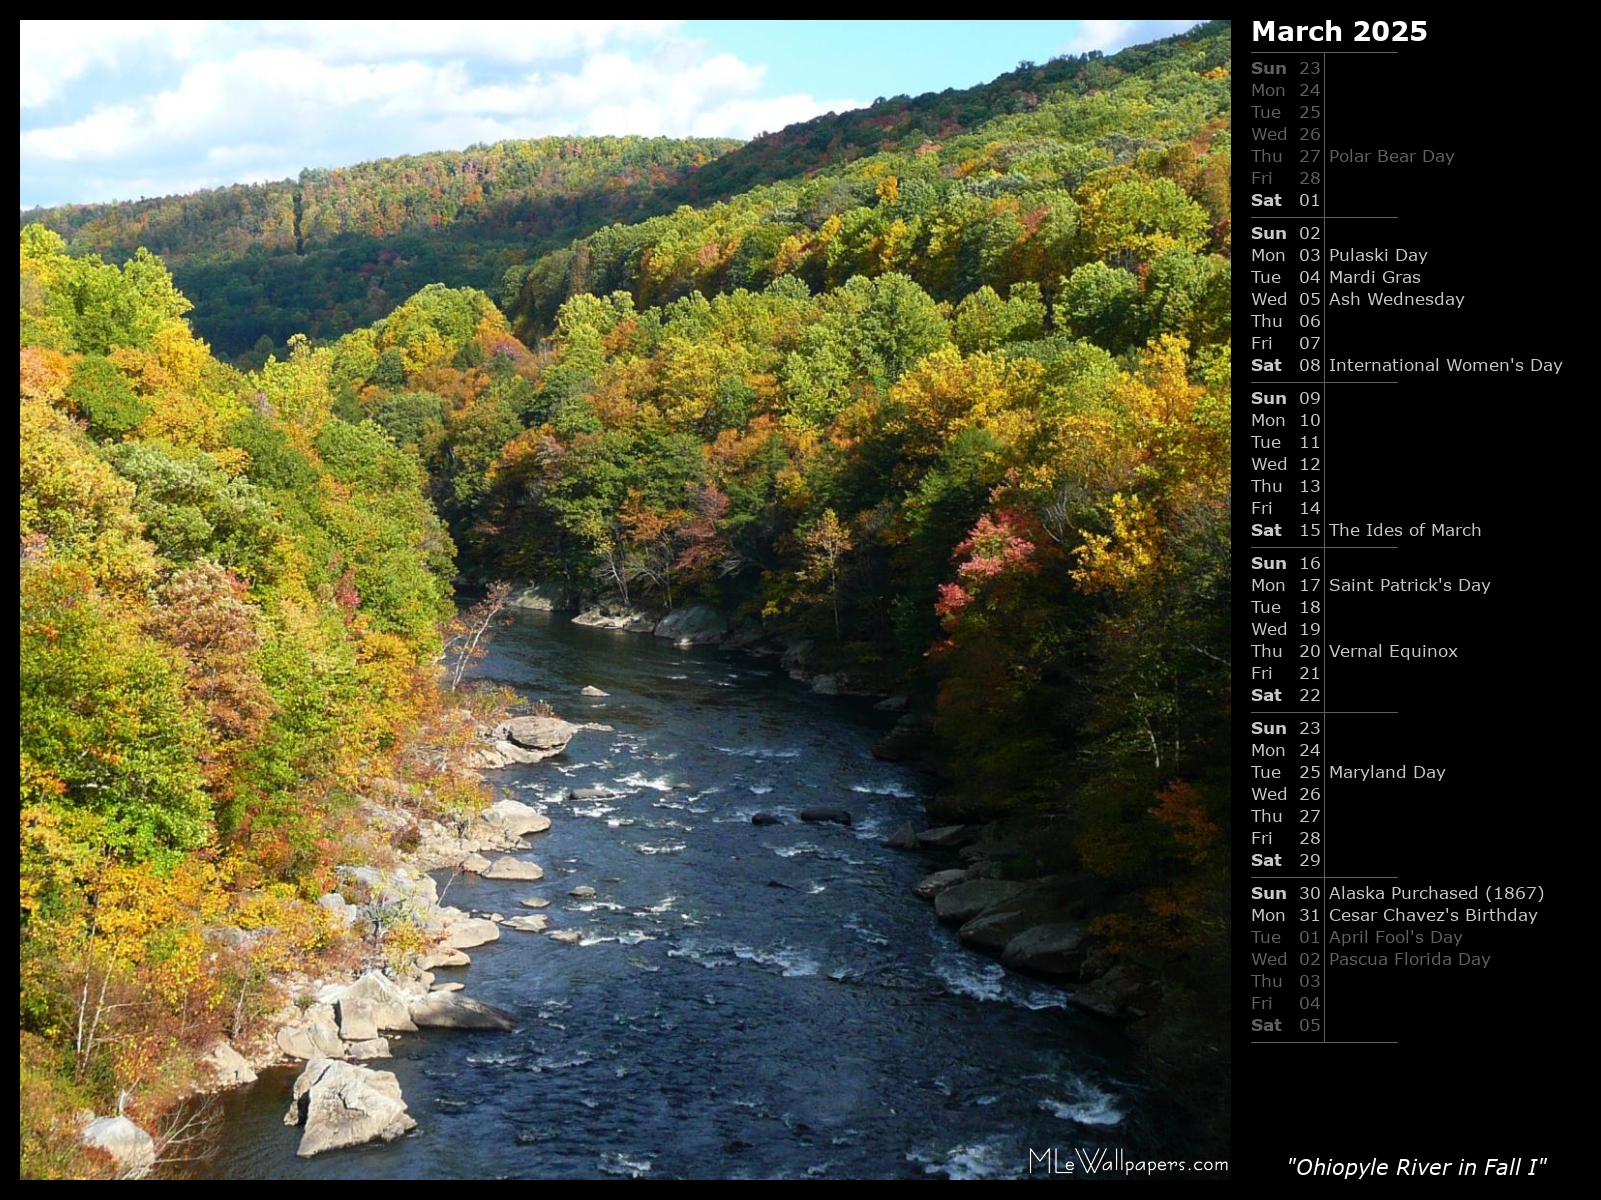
[81,1115,156,1177]
[476,740,552,768]
[459,852,493,875]
[653,604,729,645]
[957,909,1035,952]
[315,893,359,927]
[335,972,418,1032]
[1068,965,1145,1020]
[547,929,583,944]
[933,879,1030,923]
[885,821,919,849]
[483,856,544,881]
[913,868,970,900]
[335,997,379,1042]
[503,914,550,932]
[343,1038,392,1060]
[750,812,782,826]
[418,947,470,969]
[1001,922,1090,976]
[430,981,464,993]
[276,1018,345,1061]
[810,673,840,695]
[507,581,580,612]
[873,694,909,713]
[284,1058,415,1157]
[570,786,614,800]
[572,605,658,633]
[569,885,596,898]
[798,807,852,826]
[336,865,440,926]
[199,1039,257,1088]
[408,992,516,1031]
[580,685,609,697]
[918,824,977,848]
[479,799,552,838]
[492,715,580,757]
[445,918,500,949]
[519,897,550,908]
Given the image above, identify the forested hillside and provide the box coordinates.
[23,138,737,358]
[19,227,465,1174]
[21,19,1232,1169]
[23,23,1227,365]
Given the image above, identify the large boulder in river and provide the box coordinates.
[751,812,782,826]
[335,997,379,1042]
[653,604,728,645]
[885,822,919,849]
[409,991,516,1031]
[958,908,1039,952]
[284,1058,415,1158]
[81,1115,156,1177]
[1001,922,1089,976]
[798,807,853,826]
[917,824,976,849]
[200,1039,257,1088]
[507,580,581,612]
[276,1017,345,1060]
[580,685,609,697]
[572,603,658,633]
[913,869,969,900]
[445,918,500,949]
[503,913,550,933]
[492,715,580,758]
[933,879,1030,924]
[483,856,544,881]
[479,799,552,838]
[339,972,418,1032]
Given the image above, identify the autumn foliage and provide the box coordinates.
[19,227,457,1174]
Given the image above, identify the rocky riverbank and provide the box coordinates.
[887,812,1226,1144]
[156,714,592,1165]
[885,819,1149,1018]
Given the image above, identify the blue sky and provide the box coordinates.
[20,20,1202,209]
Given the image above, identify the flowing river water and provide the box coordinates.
[200,610,1164,1179]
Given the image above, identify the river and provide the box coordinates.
[199,609,1159,1179]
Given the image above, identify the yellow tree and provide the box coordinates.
[800,508,852,642]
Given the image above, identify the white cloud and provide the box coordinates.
[252,20,684,64]
[1062,19,1203,56]
[20,20,861,207]
[19,20,213,109]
